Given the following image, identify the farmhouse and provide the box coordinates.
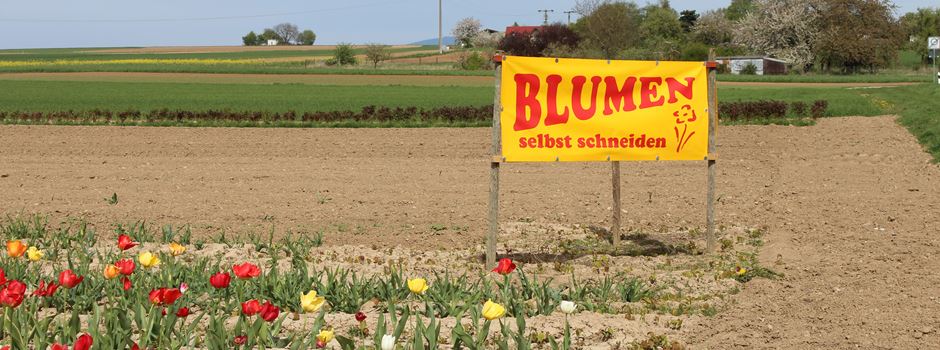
[716,56,788,75]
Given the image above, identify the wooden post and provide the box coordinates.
[611,161,621,245]
[487,55,503,269]
[705,49,719,253]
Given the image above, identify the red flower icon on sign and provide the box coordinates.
[673,105,698,153]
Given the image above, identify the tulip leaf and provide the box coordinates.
[336,335,356,350]
[373,312,387,348]
[393,306,410,338]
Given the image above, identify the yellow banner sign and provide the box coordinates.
[500,56,710,162]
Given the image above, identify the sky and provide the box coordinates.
[0,0,935,49]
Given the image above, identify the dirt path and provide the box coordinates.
[0,117,938,347]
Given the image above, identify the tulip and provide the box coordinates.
[355,311,367,322]
[103,264,121,280]
[210,272,231,289]
[560,300,576,314]
[26,246,43,261]
[482,300,506,320]
[316,328,334,348]
[148,288,182,305]
[176,307,191,317]
[115,259,135,275]
[32,280,59,297]
[381,334,396,350]
[168,242,186,256]
[179,282,189,294]
[50,344,67,350]
[0,280,26,308]
[407,278,429,295]
[73,333,93,350]
[138,252,160,269]
[259,301,280,322]
[122,276,132,291]
[0,267,6,285]
[6,240,26,258]
[117,234,137,251]
[736,266,747,276]
[58,270,84,289]
[242,299,262,316]
[492,258,517,275]
[232,262,261,279]
[233,335,247,345]
[300,290,326,313]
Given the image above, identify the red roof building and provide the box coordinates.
[505,26,541,36]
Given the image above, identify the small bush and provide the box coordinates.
[739,63,758,75]
[811,100,829,118]
[456,51,487,70]
[790,102,807,117]
[331,43,358,66]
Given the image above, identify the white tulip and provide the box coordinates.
[560,300,576,314]
[381,334,396,350]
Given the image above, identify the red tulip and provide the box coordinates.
[32,280,59,297]
[491,258,517,275]
[233,335,247,345]
[0,267,6,285]
[355,311,367,322]
[316,339,327,348]
[259,301,280,322]
[117,234,138,251]
[50,343,68,350]
[148,288,182,306]
[131,342,140,350]
[0,280,26,308]
[209,272,231,289]
[73,333,93,350]
[115,259,136,275]
[122,276,132,291]
[58,270,84,289]
[232,263,261,280]
[176,307,191,317]
[241,299,261,316]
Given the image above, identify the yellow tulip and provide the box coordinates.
[316,328,335,344]
[26,246,44,261]
[138,251,161,268]
[6,240,26,258]
[103,264,121,279]
[482,300,506,320]
[300,290,326,313]
[168,242,186,256]
[407,278,429,295]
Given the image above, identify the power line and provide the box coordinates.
[564,10,577,25]
[0,1,405,23]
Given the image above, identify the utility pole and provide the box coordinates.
[438,0,443,54]
[537,9,554,25]
[564,10,576,25]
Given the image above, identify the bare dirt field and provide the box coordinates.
[1,116,939,348]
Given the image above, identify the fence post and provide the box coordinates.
[705,49,719,253]
[611,161,621,245]
[487,55,503,269]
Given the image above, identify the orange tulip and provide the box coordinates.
[103,264,121,279]
[6,240,26,258]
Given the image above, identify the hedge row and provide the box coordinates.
[719,100,829,122]
[0,105,493,124]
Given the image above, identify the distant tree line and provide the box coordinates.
[242,23,316,46]
[487,0,937,73]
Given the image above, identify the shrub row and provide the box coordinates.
[0,105,494,125]
[720,100,829,122]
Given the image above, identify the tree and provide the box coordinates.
[725,0,756,21]
[693,10,735,45]
[679,10,699,32]
[452,17,482,47]
[330,43,358,66]
[640,1,683,42]
[471,31,502,48]
[498,23,580,57]
[299,30,317,45]
[733,0,822,71]
[900,8,940,63]
[272,22,300,45]
[260,28,281,44]
[814,0,904,72]
[242,31,259,46]
[364,43,391,68]
[574,2,642,59]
